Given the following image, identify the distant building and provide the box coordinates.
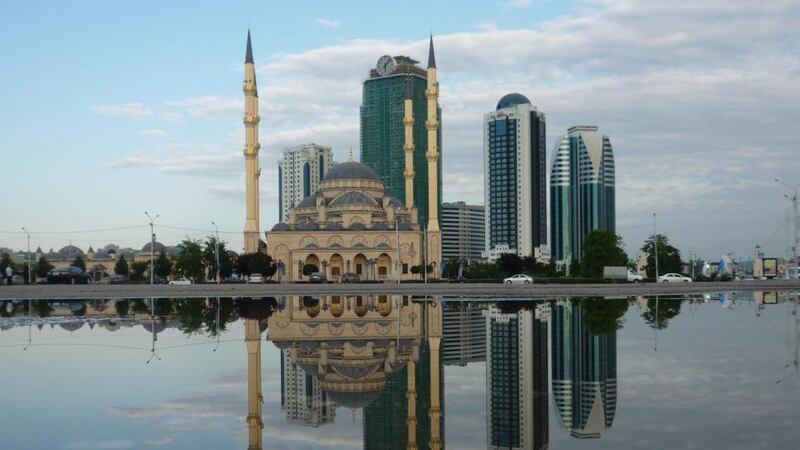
[280,349,335,427]
[278,143,334,222]
[483,93,547,260]
[484,244,550,264]
[441,201,485,262]
[550,125,616,262]
[485,304,549,449]
[360,53,441,227]
[442,303,486,366]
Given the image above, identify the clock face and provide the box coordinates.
[376,55,396,76]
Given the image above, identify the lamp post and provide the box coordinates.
[211,221,220,284]
[144,211,159,285]
[653,212,659,281]
[774,177,798,278]
[21,227,31,285]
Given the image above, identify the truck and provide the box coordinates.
[603,266,644,283]
[762,258,777,279]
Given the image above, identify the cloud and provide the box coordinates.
[105,152,240,177]
[142,437,174,447]
[62,440,134,450]
[91,102,153,118]
[315,18,342,28]
[505,0,533,7]
[139,129,169,138]
[164,96,241,118]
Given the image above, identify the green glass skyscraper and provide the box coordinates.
[360,55,442,226]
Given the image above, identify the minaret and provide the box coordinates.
[425,36,442,274]
[403,76,415,209]
[427,298,443,450]
[245,319,264,450]
[406,356,418,450]
[243,30,262,254]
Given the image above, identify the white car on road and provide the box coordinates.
[657,273,692,283]
[168,277,192,285]
[248,273,264,284]
[503,274,533,285]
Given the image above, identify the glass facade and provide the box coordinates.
[488,118,518,249]
[360,72,441,226]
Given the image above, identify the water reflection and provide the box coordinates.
[0,293,797,449]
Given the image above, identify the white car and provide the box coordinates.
[168,277,192,285]
[248,273,264,284]
[503,274,533,285]
[657,273,692,283]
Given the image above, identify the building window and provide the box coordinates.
[402,263,408,274]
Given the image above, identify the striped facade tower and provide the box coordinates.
[243,30,262,254]
[404,76,416,209]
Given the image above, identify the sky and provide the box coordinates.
[1,0,799,260]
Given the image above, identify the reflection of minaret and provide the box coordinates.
[245,319,263,450]
[280,349,335,426]
[551,301,617,439]
[485,304,549,450]
[243,30,262,254]
[427,299,443,450]
[443,303,486,366]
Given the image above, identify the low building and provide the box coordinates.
[441,201,485,262]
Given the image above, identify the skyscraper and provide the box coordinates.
[278,143,333,222]
[551,301,617,439]
[360,53,442,227]
[441,201,485,262]
[442,302,486,366]
[485,304,550,450]
[280,349,335,427]
[483,93,547,259]
[549,126,616,262]
[242,30,262,254]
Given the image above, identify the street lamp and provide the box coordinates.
[653,212,659,281]
[21,227,31,285]
[211,221,220,284]
[144,211,159,285]
[774,177,798,277]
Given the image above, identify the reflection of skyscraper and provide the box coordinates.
[485,304,549,450]
[551,301,617,439]
[280,349,335,427]
[443,303,486,366]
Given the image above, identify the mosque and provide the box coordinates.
[241,32,442,281]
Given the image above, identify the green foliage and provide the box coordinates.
[114,300,130,317]
[36,256,54,278]
[129,261,149,282]
[71,254,86,271]
[582,298,629,335]
[154,250,173,278]
[236,253,276,277]
[497,253,523,276]
[642,234,683,278]
[0,253,14,274]
[114,255,129,276]
[203,236,234,280]
[175,238,205,281]
[442,258,465,278]
[641,298,683,329]
[466,261,501,280]
[302,264,319,276]
[581,230,629,278]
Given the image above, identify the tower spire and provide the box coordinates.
[427,35,436,69]
[243,30,261,254]
[425,34,441,275]
[245,29,254,64]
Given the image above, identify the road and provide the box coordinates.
[0,280,798,300]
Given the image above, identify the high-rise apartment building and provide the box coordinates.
[483,93,547,259]
[485,304,550,450]
[441,201,485,262]
[280,349,335,427]
[360,55,442,226]
[550,126,616,262]
[278,143,333,222]
[442,303,487,366]
[551,301,617,439]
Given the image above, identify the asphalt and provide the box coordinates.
[0,280,798,300]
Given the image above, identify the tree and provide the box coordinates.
[582,298,629,335]
[203,236,234,280]
[302,264,319,276]
[466,260,501,280]
[236,253,276,277]
[581,230,629,278]
[175,238,205,281]
[114,300,130,317]
[497,253,523,276]
[72,254,86,271]
[0,253,15,275]
[641,298,683,329]
[130,261,149,282]
[114,255,129,276]
[641,234,683,278]
[154,250,173,278]
[36,256,54,278]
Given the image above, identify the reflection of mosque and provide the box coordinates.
[280,348,335,426]
[485,304,550,450]
[266,295,444,450]
[551,301,618,439]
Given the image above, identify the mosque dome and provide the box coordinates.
[331,191,378,207]
[496,93,531,110]
[387,197,404,208]
[141,241,167,253]
[272,223,292,231]
[297,194,318,208]
[323,161,380,182]
[58,245,84,259]
[327,390,382,409]
[296,220,319,231]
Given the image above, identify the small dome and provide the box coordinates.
[325,222,343,231]
[348,222,367,231]
[328,390,381,409]
[331,191,378,207]
[387,197,404,207]
[497,93,531,110]
[297,192,319,208]
[92,252,113,261]
[297,220,319,231]
[371,222,390,231]
[272,223,292,231]
[397,221,414,231]
[258,240,267,249]
[323,161,380,182]
[141,241,167,253]
[59,245,84,259]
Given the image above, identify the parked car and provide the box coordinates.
[340,272,360,283]
[248,273,264,284]
[46,266,90,284]
[603,266,644,283]
[308,272,326,283]
[658,273,692,283]
[503,274,533,285]
[168,277,193,285]
[108,275,127,284]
